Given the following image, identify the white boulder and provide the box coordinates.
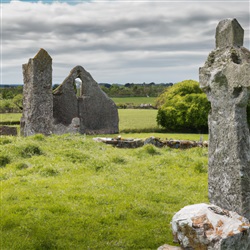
[171,203,250,250]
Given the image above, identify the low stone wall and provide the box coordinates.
[0,126,17,136]
[93,136,208,149]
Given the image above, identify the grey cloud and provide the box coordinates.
[2,1,250,84]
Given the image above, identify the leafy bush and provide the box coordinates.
[0,87,23,113]
[0,138,12,145]
[21,145,43,158]
[32,134,45,141]
[16,162,29,170]
[156,80,211,133]
[39,166,59,177]
[143,144,161,155]
[0,99,16,113]
[194,161,208,173]
[111,156,127,164]
[12,94,23,111]
[0,155,10,167]
[64,150,90,163]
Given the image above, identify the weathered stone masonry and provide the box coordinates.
[53,65,119,135]
[199,18,250,219]
[21,49,53,136]
[21,49,119,136]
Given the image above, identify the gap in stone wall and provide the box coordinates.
[74,78,82,97]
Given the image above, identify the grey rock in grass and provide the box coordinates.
[21,48,53,136]
[52,117,80,135]
[157,244,182,250]
[199,18,250,219]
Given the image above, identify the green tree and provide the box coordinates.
[156,80,210,132]
[2,89,14,99]
[13,94,23,111]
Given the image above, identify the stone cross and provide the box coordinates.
[199,18,250,219]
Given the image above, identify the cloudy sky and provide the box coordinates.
[1,0,250,85]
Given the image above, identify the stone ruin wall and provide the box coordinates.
[53,65,119,135]
[21,49,53,136]
[21,49,119,136]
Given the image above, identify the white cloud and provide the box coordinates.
[2,0,250,84]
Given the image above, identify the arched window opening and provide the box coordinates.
[74,78,82,97]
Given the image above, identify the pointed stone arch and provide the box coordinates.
[53,65,119,134]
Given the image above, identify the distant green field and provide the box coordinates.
[117,109,208,140]
[111,97,156,105]
[0,111,159,134]
[0,113,21,125]
[0,110,159,133]
[0,111,208,140]
[118,109,159,133]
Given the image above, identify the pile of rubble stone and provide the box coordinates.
[93,136,208,149]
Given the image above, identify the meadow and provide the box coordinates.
[111,97,156,106]
[0,111,208,141]
[1,134,208,249]
[1,109,209,249]
[0,113,21,125]
[0,110,160,133]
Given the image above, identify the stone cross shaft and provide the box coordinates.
[199,18,250,219]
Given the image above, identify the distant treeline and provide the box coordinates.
[0,84,23,88]
[99,82,173,97]
[0,86,23,99]
[1,82,173,98]
[0,82,173,113]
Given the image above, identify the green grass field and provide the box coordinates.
[0,113,21,125]
[118,109,159,133]
[0,134,208,249]
[0,110,208,143]
[0,110,159,133]
[111,97,156,105]
[0,111,208,141]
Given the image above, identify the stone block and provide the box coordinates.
[216,18,244,48]
[157,244,182,250]
[172,203,250,250]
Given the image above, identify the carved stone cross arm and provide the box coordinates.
[200,18,250,105]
